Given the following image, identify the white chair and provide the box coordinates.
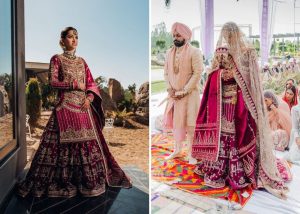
[104,118,114,145]
[105,118,114,128]
[26,114,32,139]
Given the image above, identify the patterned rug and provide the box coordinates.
[151,133,253,207]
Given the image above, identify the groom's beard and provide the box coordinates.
[173,39,185,47]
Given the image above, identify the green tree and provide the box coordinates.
[40,83,52,109]
[95,76,107,89]
[40,82,58,109]
[254,39,260,53]
[271,39,282,56]
[278,41,287,54]
[151,22,173,54]
[118,90,133,112]
[191,40,200,48]
[128,83,136,99]
[117,84,138,112]
[156,40,166,50]
[26,78,41,126]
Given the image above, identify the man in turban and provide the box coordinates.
[163,22,203,164]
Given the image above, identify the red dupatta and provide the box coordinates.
[191,69,222,161]
[192,68,257,166]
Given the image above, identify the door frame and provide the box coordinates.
[0,0,25,207]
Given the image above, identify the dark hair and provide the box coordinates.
[286,78,295,84]
[61,26,77,39]
[59,27,77,49]
[264,90,279,108]
[286,85,297,99]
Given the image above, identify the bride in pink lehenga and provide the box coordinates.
[192,22,291,199]
[18,27,131,198]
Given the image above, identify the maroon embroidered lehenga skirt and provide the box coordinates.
[18,110,132,198]
[194,79,257,190]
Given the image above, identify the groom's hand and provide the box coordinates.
[167,88,175,97]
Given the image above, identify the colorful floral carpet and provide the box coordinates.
[151,133,253,207]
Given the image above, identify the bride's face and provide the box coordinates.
[218,52,231,69]
[62,30,78,51]
[220,54,227,66]
[221,28,240,48]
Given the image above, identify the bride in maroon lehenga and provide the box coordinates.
[18,27,131,198]
[192,22,291,199]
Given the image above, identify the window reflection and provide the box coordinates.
[0,0,15,160]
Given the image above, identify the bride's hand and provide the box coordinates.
[81,99,90,111]
[78,82,86,91]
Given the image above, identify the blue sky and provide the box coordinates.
[25,0,149,88]
[0,0,12,76]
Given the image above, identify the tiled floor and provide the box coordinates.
[4,167,149,214]
[123,165,149,194]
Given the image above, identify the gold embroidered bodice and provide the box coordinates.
[58,54,86,106]
[221,78,237,134]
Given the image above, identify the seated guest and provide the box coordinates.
[285,93,300,165]
[264,90,292,151]
[283,85,298,111]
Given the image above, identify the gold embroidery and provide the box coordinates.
[221,82,237,133]
[59,103,83,113]
[194,131,218,145]
[222,97,237,104]
[173,47,183,74]
[63,91,86,106]
[60,127,96,143]
[58,54,85,85]
[242,153,255,176]
[222,84,237,97]
[222,69,235,81]
[221,116,236,134]
[57,55,87,107]
[204,176,225,188]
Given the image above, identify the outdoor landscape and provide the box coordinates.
[25,76,149,173]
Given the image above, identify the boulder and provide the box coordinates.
[0,86,9,117]
[99,89,117,112]
[108,78,124,104]
[136,82,149,108]
[136,82,149,117]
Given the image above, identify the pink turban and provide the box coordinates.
[171,22,192,41]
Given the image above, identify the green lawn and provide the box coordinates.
[152,81,166,94]
[151,65,164,70]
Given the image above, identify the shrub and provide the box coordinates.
[40,83,53,109]
[191,40,200,48]
[111,109,134,127]
[117,87,137,111]
[26,78,41,126]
